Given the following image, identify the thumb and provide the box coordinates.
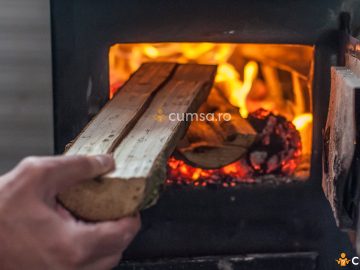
[17,155,115,195]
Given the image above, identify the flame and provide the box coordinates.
[292,113,313,130]
[229,61,258,118]
[109,43,259,117]
[109,43,240,97]
[292,113,313,156]
[143,46,159,58]
[181,43,215,59]
[215,63,239,82]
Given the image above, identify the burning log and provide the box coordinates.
[176,89,257,169]
[59,62,217,221]
[168,109,303,186]
[246,109,302,175]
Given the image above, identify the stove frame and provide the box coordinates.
[50,1,360,269]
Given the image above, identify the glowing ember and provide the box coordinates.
[167,109,302,186]
[166,157,254,187]
[246,109,302,175]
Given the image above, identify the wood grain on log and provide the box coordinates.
[66,62,177,156]
[59,63,217,221]
[346,53,360,78]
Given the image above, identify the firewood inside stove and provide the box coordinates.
[176,88,257,169]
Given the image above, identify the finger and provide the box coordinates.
[73,214,141,258]
[17,155,115,193]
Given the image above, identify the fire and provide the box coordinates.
[230,61,258,118]
[109,43,314,185]
[293,113,313,130]
[166,157,253,187]
[213,61,259,118]
[109,43,241,101]
[167,109,303,186]
[109,43,312,122]
[143,46,159,58]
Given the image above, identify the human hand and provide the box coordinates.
[0,155,140,270]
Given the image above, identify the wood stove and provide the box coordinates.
[50,1,360,269]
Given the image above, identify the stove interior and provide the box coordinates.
[109,43,314,187]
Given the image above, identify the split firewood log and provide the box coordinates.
[176,88,257,169]
[59,63,217,221]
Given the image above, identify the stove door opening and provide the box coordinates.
[109,43,314,186]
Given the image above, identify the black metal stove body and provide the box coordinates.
[50,1,360,269]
